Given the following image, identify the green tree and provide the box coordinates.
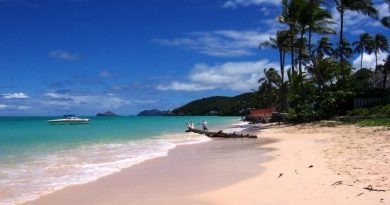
[382,0,390,28]
[353,33,374,70]
[312,37,334,58]
[306,0,335,67]
[260,30,290,84]
[373,34,389,70]
[334,0,378,64]
[382,55,390,89]
[279,0,301,72]
[258,68,282,108]
[260,30,290,111]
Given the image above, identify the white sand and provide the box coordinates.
[24,123,390,205]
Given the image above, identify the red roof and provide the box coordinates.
[249,108,275,117]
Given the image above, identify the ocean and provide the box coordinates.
[0,116,241,205]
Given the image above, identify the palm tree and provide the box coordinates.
[260,30,289,84]
[260,30,290,111]
[334,39,353,60]
[258,68,282,108]
[279,0,301,72]
[306,0,335,65]
[373,34,389,70]
[383,55,390,89]
[334,0,378,63]
[334,39,353,82]
[353,33,373,70]
[295,0,334,87]
[313,37,334,58]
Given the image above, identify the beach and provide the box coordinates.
[23,122,390,205]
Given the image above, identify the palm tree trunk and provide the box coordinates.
[282,52,287,111]
[308,26,315,67]
[298,30,304,91]
[290,24,295,72]
[360,52,363,70]
[375,51,378,70]
[279,50,284,83]
[339,9,346,83]
[383,70,388,89]
[339,10,344,63]
[308,0,315,68]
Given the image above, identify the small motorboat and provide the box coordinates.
[48,116,90,125]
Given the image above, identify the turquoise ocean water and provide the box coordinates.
[0,116,240,205]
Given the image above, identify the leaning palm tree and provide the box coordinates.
[296,0,334,85]
[334,0,378,63]
[353,33,374,70]
[373,34,389,70]
[260,30,290,111]
[306,0,335,65]
[260,30,289,84]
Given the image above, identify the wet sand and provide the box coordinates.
[24,137,275,205]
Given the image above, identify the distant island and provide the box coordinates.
[171,92,257,116]
[137,109,172,116]
[96,111,118,117]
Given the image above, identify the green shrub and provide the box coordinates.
[348,104,390,116]
[347,108,370,116]
[356,118,390,127]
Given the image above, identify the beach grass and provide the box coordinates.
[355,118,390,127]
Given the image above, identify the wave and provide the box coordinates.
[0,132,210,205]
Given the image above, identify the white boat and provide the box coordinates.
[48,116,90,124]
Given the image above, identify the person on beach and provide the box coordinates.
[201,120,208,131]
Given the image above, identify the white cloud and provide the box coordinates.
[353,51,388,69]
[0,104,30,111]
[331,3,390,34]
[99,70,112,77]
[157,59,279,92]
[2,92,29,99]
[16,106,30,110]
[222,0,280,8]
[49,49,80,61]
[157,82,215,91]
[0,104,9,109]
[153,29,275,57]
[43,92,154,109]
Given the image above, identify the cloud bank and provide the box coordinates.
[2,92,29,99]
[158,59,279,92]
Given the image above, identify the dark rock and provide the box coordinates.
[96,111,118,117]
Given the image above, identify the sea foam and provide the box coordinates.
[0,132,210,205]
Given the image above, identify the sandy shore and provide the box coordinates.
[200,123,390,205]
[24,123,390,205]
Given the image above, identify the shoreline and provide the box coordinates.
[23,122,390,205]
[24,130,275,205]
[19,119,249,205]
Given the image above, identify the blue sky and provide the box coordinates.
[0,0,389,115]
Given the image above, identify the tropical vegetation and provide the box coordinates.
[257,0,390,122]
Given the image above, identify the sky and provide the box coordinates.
[0,0,389,116]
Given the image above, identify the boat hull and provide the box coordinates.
[48,119,90,125]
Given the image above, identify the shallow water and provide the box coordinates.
[0,116,239,205]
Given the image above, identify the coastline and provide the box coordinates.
[24,125,275,205]
[23,122,390,205]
